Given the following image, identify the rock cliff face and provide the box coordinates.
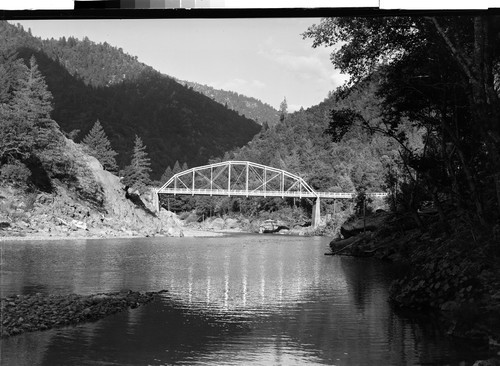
[0,138,183,239]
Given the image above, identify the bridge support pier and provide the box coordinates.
[312,197,321,228]
[153,190,160,213]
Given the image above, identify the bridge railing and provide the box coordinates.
[157,188,388,199]
[157,187,319,198]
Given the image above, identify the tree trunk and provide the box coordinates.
[440,119,486,226]
[470,16,500,218]
[432,188,451,235]
[432,15,500,220]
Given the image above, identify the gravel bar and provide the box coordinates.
[0,290,168,338]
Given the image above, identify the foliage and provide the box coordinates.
[172,161,182,175]
[160,165,173,184]
[82,119,118,172]
[122,135,152,194]
[390,255,482,310]
[326,108,363,143]
[0,44,105,208]
[228,88,392,194]
[0,21,261,179]
[279,97,288,123]
[70,158,105,207]
[0,53,54,164]
[304,15,500,227]
[178,79,280,127]
[0,161,31,187]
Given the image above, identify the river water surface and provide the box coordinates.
[0,234,489,365]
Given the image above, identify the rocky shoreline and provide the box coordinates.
[328,210,500,363]
[0,228,225,242]
[0,290,168,338]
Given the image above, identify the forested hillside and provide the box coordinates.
[0,21,261,179]
[161,76,398,227]
[178,80,280,127]
[300,17,500,343]
[220,80,397,195]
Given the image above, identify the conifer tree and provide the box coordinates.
[1,55,56,163]
[11,56,53,122]
[122,134,151,193]
[279,97,288,123]
[160,165,173,183]
[172,160,181,175]
[181,162,188,171]
[82,119,118,172]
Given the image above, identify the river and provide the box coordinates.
[0,234,489,365]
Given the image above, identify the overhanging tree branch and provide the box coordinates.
[427,16,476,84]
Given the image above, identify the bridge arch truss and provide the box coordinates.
[157,161,320,199]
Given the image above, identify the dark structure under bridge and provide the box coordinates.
[154,161,387,228]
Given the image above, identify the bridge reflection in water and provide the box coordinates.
[161,237,335,311]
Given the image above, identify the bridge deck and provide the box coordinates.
[157,188,387,199]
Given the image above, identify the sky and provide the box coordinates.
[15,18,348,112]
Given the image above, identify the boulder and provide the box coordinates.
[71,220,87,231]
[340,211,389,238]
[208,218,225,230]
[165,226,184,237]
[224,218,239,229]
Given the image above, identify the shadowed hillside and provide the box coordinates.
[0,21,261,179]
[177,79,280,127]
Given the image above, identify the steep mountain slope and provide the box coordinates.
[177,80,280,127]
[0,135,184,239]
[224,80,397,193]
[1,21,261,179]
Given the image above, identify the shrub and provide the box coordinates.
[0,162,31,187]
[72,163,105,207]
[390,255,483,310]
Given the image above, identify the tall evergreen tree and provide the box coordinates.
[122,134,151,193]
[172,160,181,175]
[82,119,118,172]
[181,162,188,171]
[0,55,56,163]
[279,97,288,123]
[160,165,173,183]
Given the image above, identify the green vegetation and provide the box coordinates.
[2,15,499,344]
[304,16,500,228]
[0,48,104,206]
[122,135,152,194]
[303,15,500,343]
[178,79,280,127]
[157,81,394,231]
[82,120,118,172]
[0,21,261,180]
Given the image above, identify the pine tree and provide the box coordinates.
[82,119,118,172]
[160,165,173,183]
[122,134,151,193]
[11,55,53,122]
[1,55,56,163]
[279,97,288,123]
[181,162,188,171]
[0,45,23,104]
[172,160,181,175]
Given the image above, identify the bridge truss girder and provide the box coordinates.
[157,161,319,199]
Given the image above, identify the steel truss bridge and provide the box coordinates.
[154,161,387,227]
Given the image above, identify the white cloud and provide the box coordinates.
[258,40,348,95]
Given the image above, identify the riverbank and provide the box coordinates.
[0,290,168,338]
[0,228,225,241]
[329,210,500,356]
